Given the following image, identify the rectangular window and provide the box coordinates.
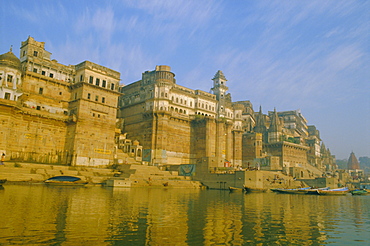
[41,71,46,76]
[74,93,77,100]
[80,75,83,82]
[49,73,54,78]
[102,80,106,88]
[102,97,105,103]
[39,88,43,94]
[111,83,115,90]
[95,95,99,102]
[7,75,13,82]
[33,68,38,73]
[89,76,93,84]
[87,93,91,99]
[22,50,26,57]
[96,78,100,86]
[36,106,41,110]
[33,51,38,57]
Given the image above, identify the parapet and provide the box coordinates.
[155,65,171,72]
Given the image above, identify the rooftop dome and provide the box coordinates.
[0,48,21,70]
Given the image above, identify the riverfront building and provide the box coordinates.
[118,66,243,169]
[0,37,121,166]
[1,37,335,177]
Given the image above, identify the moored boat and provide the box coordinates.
[274,187,311,194]
[0,179,6,185]
[317,187,349,195]
[350,189,368,195]
[302,187,330,195]
[44,176,88,186]
[245,187,268,193]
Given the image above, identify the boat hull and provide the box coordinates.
[274,187,311,194]
[44,181,88,186]
[245,187,268,193]
[44,176,88,186]
[317,188,349,195]
[350,189,368,195]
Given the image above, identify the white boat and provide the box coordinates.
[317,187,349,195]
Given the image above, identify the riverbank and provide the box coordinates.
[0,162,202,188]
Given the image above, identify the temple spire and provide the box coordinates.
[254,106,266,133]
[269,108,280,132]
[347,152,360,170]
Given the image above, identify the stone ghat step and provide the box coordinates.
[130,179,202,188]
[0,162,120,183]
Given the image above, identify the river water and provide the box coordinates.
[1,185,369,246]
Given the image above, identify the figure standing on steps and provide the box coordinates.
[0,153,5,165]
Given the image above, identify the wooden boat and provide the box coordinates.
[317,187,349,195]
[229,186,244,192]
[44,176,88,186]
[302,187,330,195]
[270,188,282,193]
[350,189,368,195]
[274,187,311,194]
[245,187,268,193]
[0,179,6,185]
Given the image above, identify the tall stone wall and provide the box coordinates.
[0,103,69,164]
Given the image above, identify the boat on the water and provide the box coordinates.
[350,189,368,195]
[274,187,311,194]
[317,187,349,195]
[229,186,244,192]
[44,176,88,186]
[0,179,6,185]
[301,187,330,195]
[245,187,268,193]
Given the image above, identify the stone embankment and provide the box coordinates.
[0,162,202,188]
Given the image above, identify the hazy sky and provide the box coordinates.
[1,0,369,159]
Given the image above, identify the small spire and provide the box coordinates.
[10,45,13,52]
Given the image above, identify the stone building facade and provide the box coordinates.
[0,37,122,166]
[118,66,243,168]
[1,37,336,173]
[241,105,336,176]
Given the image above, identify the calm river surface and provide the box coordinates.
[1,185,369,246]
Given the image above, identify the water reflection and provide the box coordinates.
[0,185,369,245]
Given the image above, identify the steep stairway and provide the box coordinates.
[116,164,202,188]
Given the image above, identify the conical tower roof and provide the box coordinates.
[269,108,281,132]
[212,70,227,81]
[253,106,267,133]
[347,152,360,170]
